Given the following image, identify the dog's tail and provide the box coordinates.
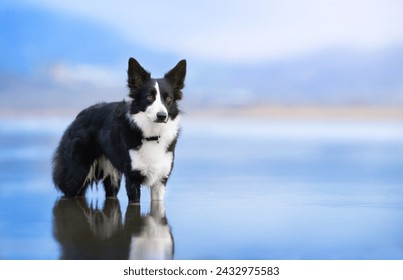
[52,128,95,197]
[52,144,66,192]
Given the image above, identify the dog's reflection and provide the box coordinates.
[53,198,174,259]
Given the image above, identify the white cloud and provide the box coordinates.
[49,63,122,87]
[25,0,403,62]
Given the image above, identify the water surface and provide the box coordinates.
[1,117,403,259]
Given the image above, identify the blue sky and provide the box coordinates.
[1,0,403,107]
[17,0,403,63]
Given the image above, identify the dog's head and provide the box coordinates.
[127,58,186,123]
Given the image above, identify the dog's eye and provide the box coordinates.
[146,95,154,102]
[166,96,172,104]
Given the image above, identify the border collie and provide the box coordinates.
[52,58,186,203]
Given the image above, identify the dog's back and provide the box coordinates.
[52,102,123,197]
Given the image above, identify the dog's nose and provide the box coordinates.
[156,112,167,122]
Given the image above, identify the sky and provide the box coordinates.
[17,0,403,63]
[1,0,403,108]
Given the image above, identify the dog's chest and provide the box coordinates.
[127,114,180,186]
[129,142,173,186]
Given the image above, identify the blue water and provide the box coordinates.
[1,117,403,259]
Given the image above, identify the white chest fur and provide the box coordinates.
[128,115,180,187]
[129,142,173,186]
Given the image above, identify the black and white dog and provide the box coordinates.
[52,58,186,203]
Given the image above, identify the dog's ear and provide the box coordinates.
[127,57,150,97]
[164,59,186,100]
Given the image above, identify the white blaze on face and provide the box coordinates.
[145,81,168,122]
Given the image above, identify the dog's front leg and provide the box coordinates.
[151,182,166,201]
[126,170,144,203]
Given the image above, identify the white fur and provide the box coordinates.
[143,82,168,122]
[129,144,173,188]
[84,156,121,187]
[131,112,180,140]
[151,183,166,201]
[128,106,180,200]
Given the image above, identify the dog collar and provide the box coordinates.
[144,136,160,143]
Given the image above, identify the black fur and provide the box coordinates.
[52,58,186,203]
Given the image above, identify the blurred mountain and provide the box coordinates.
[191,47,403,107]
[1,5,403,115]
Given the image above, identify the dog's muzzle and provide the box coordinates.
[156,112,168,123]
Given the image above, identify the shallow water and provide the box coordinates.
[1,117,403,259]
